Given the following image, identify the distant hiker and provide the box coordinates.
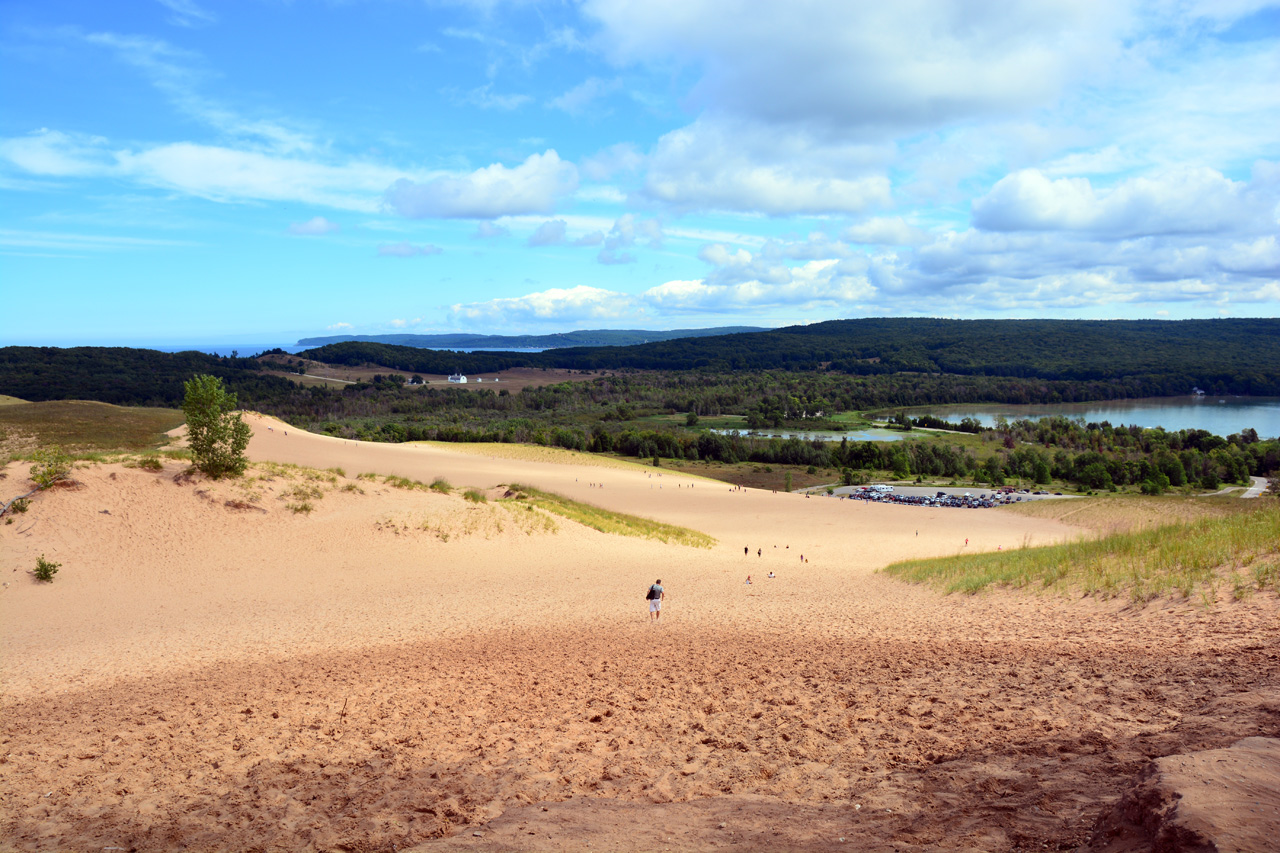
[745,575,752,585]
[646,579,665,622]
[744,546,749,556]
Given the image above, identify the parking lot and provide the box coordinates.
[821,484,1072,509]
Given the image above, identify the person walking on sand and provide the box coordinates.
[646,579,665,622]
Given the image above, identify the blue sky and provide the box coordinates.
[2,0,1278,346]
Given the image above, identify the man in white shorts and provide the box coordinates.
[647,579,665,622]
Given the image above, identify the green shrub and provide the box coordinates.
[137,455,163,471]
[30,446,72,488]
[10,497,30,513]
[285,501,315,514]
[430,477,453,494]
[33,555,60,582]
[463,489,487,503]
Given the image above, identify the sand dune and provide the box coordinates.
[2,415,1277,851]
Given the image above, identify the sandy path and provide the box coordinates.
[2,417,1277,852]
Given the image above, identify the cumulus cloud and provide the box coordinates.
[579,142,645,182]
[384,150,578,219]
[697,243,793,287]
[449,285,635,326]
[597,213,663,265]
[288,216,340,236]
[472,221,510,239]
[643,118,892,214]
[326,322,353,332]
[377,241,442,257]
[528,219,567,246]
[585,0,1124,136]
[642,259,875,314]
[971,167,1273,239]
[843,217,928,246]
[572,231,605,247]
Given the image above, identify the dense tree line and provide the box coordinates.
[300,317,1280,395]
[0,347,296,406]
[3,332,1278,493]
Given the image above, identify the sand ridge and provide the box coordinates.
[2,417,1278,851]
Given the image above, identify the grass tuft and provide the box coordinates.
[883,503,1280,602]
[504,483,714,548]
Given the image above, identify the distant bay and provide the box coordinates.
[915,397,1280,438]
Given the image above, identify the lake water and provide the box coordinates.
[712,428,904,443]
[915,397,1280,438]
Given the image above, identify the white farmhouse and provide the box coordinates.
[448,373,467,384]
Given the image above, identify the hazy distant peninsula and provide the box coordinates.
[295,327,770,349]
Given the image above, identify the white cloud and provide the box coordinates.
[642,259,874,314]
[697,243,793,287]
[0,129,113,177]
[528,219,567,246]
[579,142,645,182]
[844,217,929,246]
[116,142,400,210]
[288,216,340,236]
[0,228,195,252]
[643,118,892,214]
[0,131,409,210]
[971,166,1274,238]
[326,322,353,332]
[550,77,622,114]
[85,32,314,154]
[449,285,635,326]
[452,84,533,111]
[155,0,215,28]
[377,241,442,257]
[585,0,1126,136]
[384,150,578,219]
[597,213,663,264]
[472,221,511,239]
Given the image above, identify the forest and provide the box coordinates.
[299,317,1280,395]
[3,316,1278,493]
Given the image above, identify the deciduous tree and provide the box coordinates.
[183,374,251,478]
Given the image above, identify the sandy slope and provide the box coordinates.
[1,415,1277,852]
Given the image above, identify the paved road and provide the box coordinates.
[1242,476,1269,498]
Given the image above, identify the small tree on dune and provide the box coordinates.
[182,374,251,478]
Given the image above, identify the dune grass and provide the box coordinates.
[505,483,715,549]
[0,400,184,455]
[884,503,1280,603]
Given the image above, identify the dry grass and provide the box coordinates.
[1001,494,1251,535]
[505,483,715,549]
[0,400,184,455]
[885,502,1280,603]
